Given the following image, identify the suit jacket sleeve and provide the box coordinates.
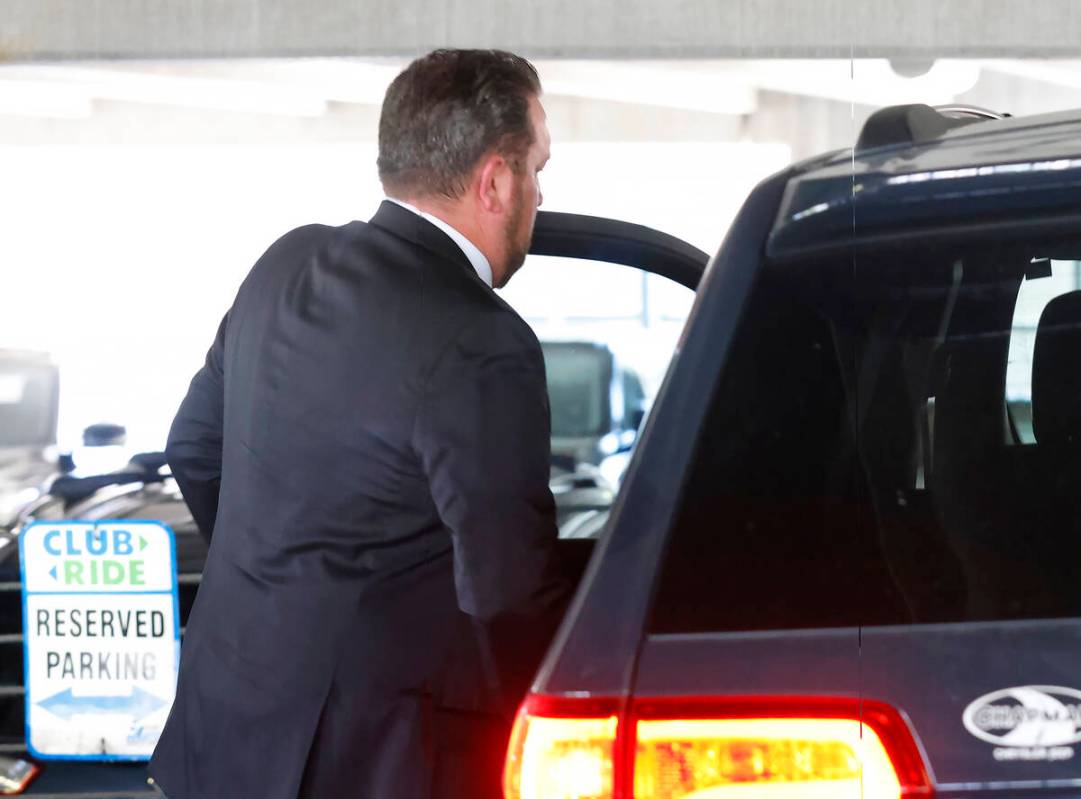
[166,312,228,542]
[413,310,567,624]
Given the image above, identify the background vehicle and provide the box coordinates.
[507,105,1081,799]
[543,340,647,470]
[541,339,651,539]
[0,352,59,532]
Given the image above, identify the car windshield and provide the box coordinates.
[652,238,1081,633]
[542,343,610,439]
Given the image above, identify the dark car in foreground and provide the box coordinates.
[504,104,1081,799]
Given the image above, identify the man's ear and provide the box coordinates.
[475,153,514,214]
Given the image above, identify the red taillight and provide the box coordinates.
[503,695,933,799]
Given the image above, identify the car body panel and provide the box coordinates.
[637,620,1081,791]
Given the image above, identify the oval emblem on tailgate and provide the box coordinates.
[963,686,1081,746]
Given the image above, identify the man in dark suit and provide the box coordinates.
[149,49,567,799]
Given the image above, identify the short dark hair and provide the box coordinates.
[378,49,542,200]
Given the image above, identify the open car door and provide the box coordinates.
[519,211,710,586]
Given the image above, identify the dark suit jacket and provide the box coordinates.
[149,202,568,799]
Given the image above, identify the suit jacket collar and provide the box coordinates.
[369,200,483,284]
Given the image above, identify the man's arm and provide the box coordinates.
[414,310,570,706]
[414,310,567,623]
[166,313,228,542]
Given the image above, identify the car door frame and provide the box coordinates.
[530,211,709,291]
[525,209,711,600]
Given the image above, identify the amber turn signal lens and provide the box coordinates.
[503,700,619,799]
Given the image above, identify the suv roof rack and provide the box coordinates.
[856,103,1010,153]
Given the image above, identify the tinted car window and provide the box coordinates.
[651,241,1081,634]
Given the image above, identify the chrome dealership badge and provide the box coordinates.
[964,686,1081,761]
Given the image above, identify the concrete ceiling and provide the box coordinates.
[3,0,1081,62]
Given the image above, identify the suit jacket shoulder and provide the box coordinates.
[362,201,544,373]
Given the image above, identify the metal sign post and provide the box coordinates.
[19,520,180,760]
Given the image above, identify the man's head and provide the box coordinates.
[378,49,551,288]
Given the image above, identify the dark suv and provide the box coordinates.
[505,105,1081,799]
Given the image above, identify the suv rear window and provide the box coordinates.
[651,241,1081,634]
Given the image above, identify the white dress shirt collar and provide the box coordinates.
[385,198,493,288]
